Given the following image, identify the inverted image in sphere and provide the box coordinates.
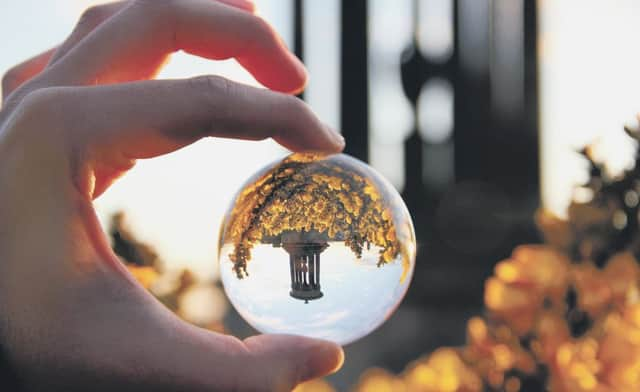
[218,153,416,345]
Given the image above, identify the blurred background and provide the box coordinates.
[2,0,640,390]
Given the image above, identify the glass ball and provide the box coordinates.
[218,153,416,345]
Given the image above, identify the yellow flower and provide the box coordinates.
[485,245,570,335]
[532,311,570,365]
[602,252,640,306]
[572,262,612,318]
[464,317,536,388]
[353,368,406,392]
[553,339,602,391]
[403,349,482,392]
[599,307,640,390]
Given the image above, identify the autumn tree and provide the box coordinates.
[220,154,404,279]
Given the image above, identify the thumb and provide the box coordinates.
[240,334,344,391]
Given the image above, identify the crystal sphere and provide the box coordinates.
[218,153,416,345]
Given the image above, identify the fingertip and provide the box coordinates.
[239,53,307,95]
[307,124,344,155]
[264,32,308,94]
[321,342,345,375]
[326,126,346,153]
[287,55,308,95]
[268,53,308,94]
[301,341,344,381]
[245,1,257,14]
[275,125,343,156]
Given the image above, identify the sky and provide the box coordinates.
[219,242,412,345]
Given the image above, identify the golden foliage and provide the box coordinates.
[220,154,405,279]
[485,245,570,334]
[354,245,640,391]
[125,264,159,289]
[403,349,482,392]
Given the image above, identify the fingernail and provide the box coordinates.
[326,125,345,149]
[221,0,256,13]
[244,0,257,13]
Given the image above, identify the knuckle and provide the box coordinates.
[191,74,230,95]
[0,87,70,157]
[2,66,20,94]
[134,0,176,7]
[130,0,179,47]
[189,75,235,118]
[20,88,58,114]
[76,5,106,30]
[12,87,67,128]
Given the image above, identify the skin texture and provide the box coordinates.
[0,1,345,391]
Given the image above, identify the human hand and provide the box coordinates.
[0,1,345,390]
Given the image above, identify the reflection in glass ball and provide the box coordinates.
[218,153,416,345]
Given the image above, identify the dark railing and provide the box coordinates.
[340,0,370,162]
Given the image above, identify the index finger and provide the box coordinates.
[28,77,343,198]
[44,0,307,93]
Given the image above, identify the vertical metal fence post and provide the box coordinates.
[293,0,305,100]
[340,0,369,162]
